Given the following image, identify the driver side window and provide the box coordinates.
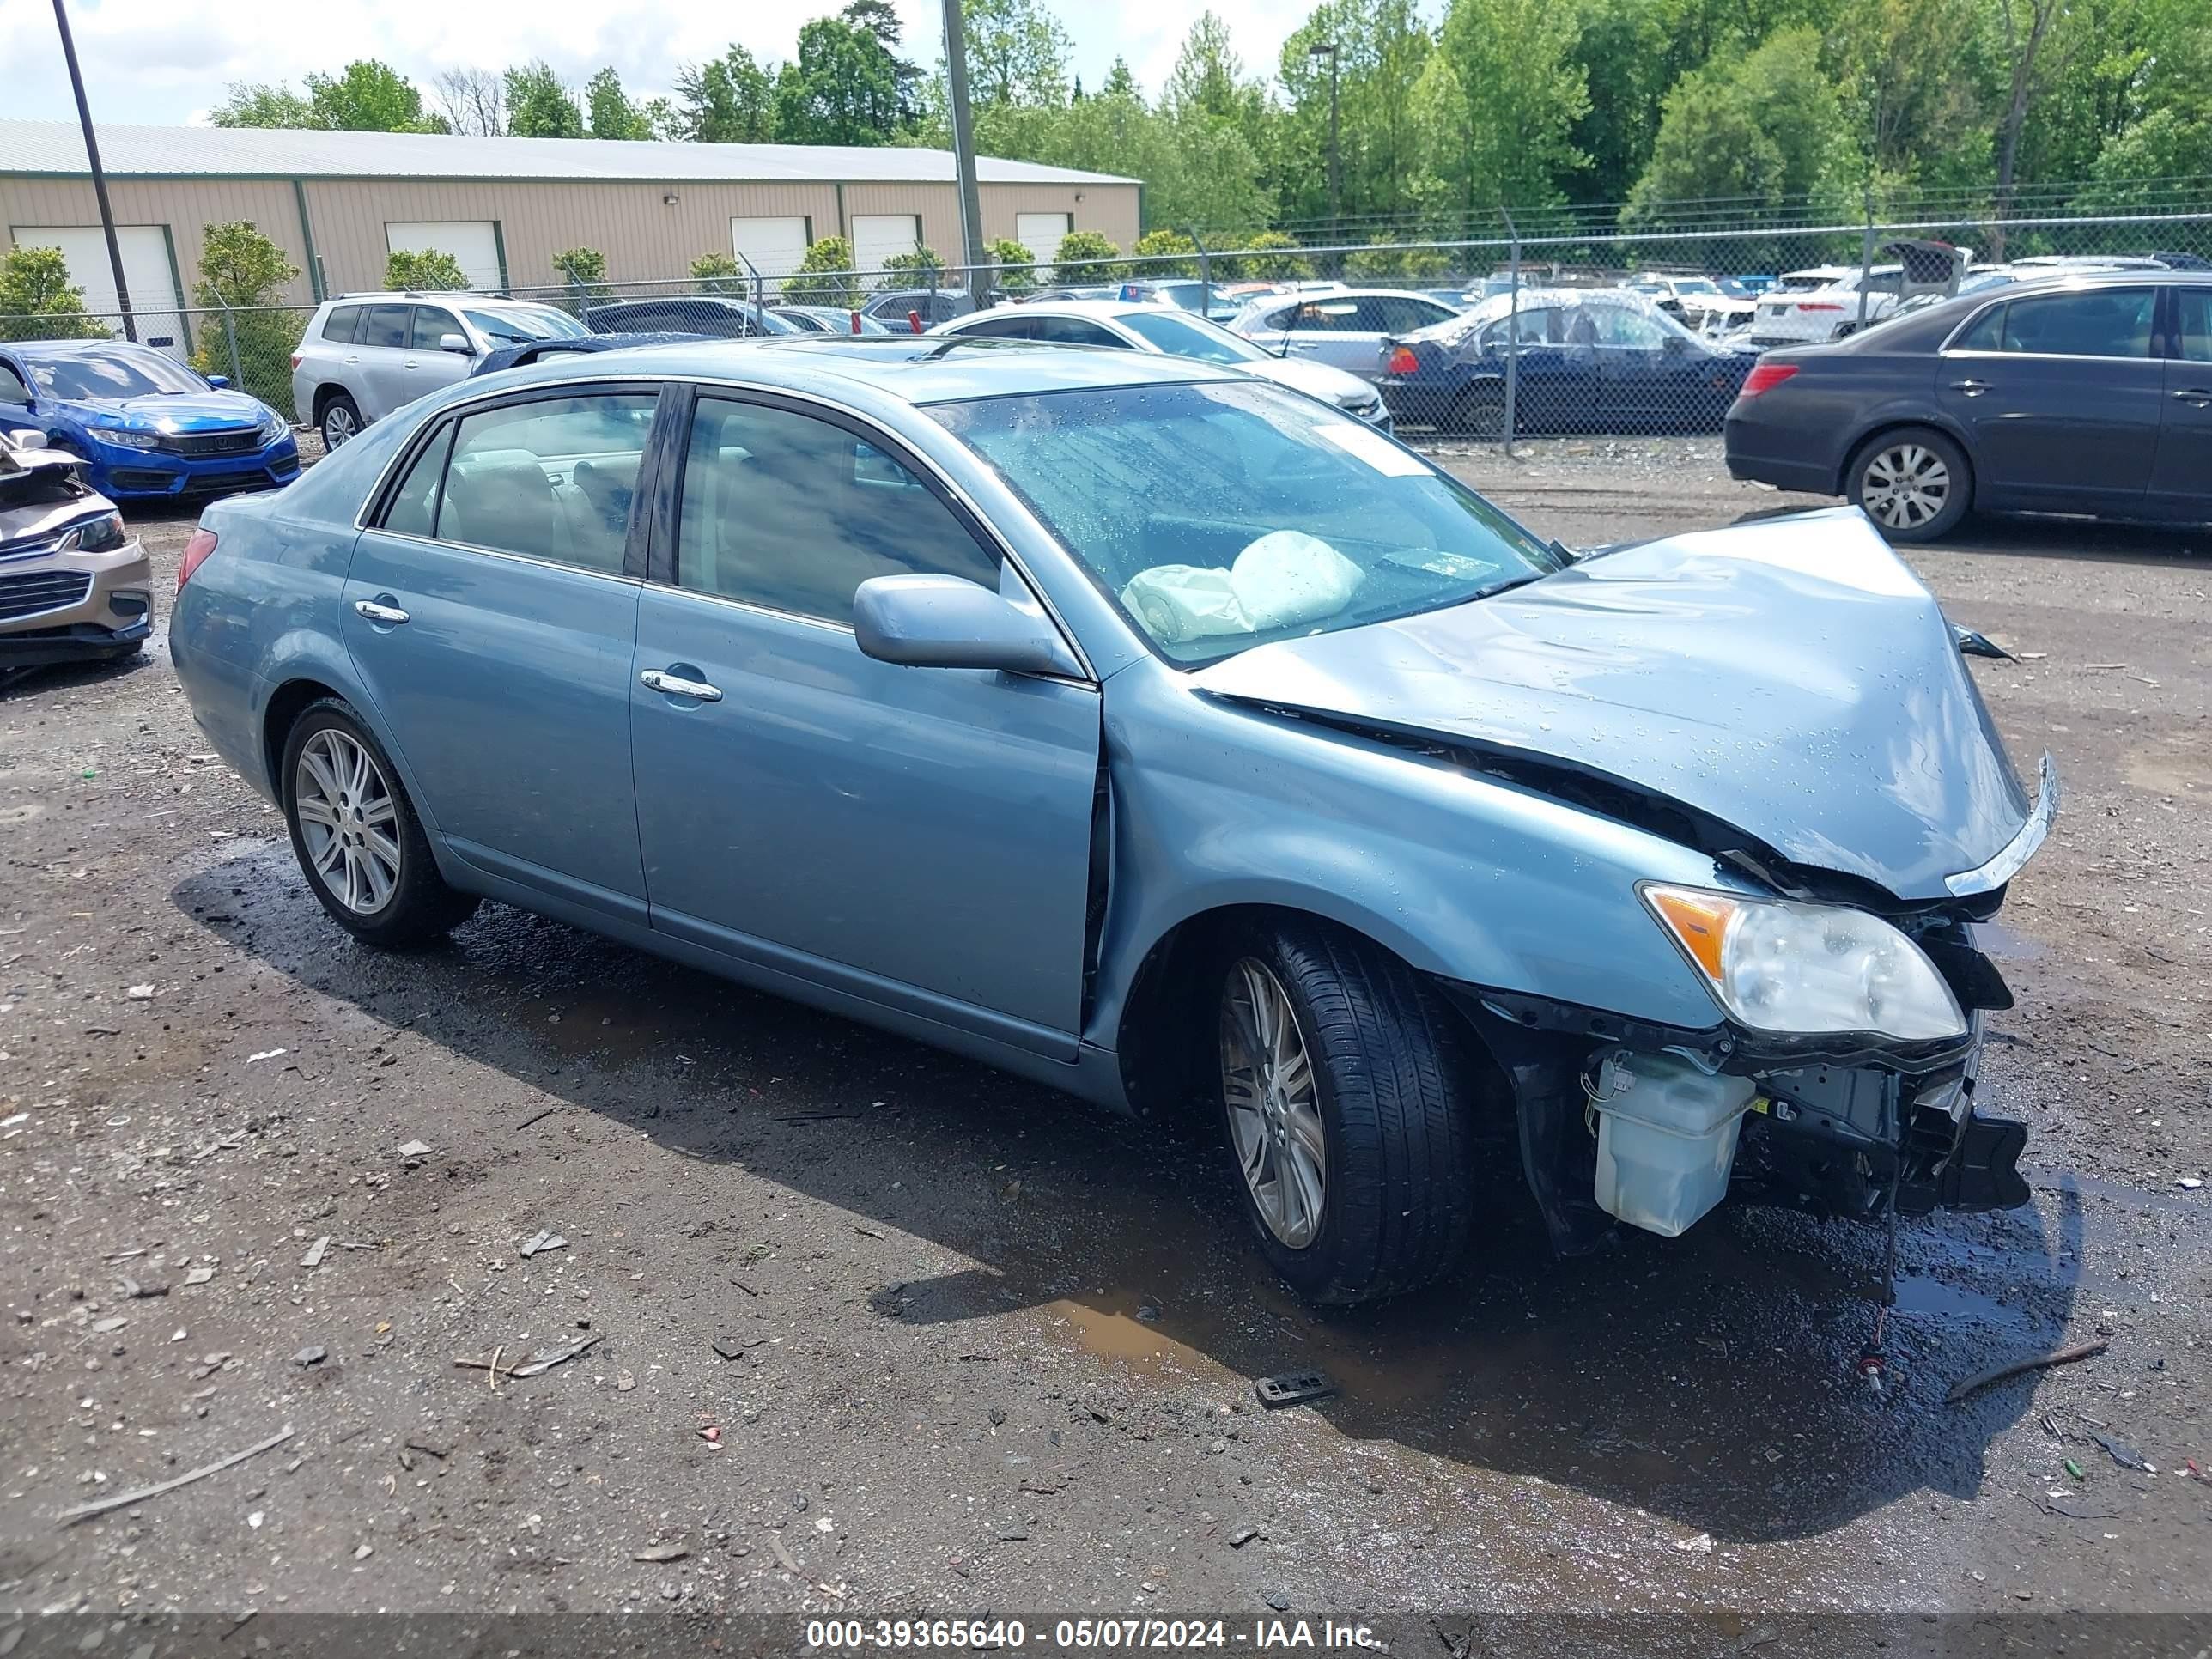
[0,360,31,404]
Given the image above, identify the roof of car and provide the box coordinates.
[330,291,561,308]
[948,299,1163,324]
[484,333,1233,406]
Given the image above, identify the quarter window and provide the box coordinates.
[1951,304,2008,353]
[0,360,30,404]
[386,392,656,574]
[674,397,1000,623]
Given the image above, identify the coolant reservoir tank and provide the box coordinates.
[1589,1051,1757,1238]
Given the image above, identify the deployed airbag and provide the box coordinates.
[1121,530,1364,645]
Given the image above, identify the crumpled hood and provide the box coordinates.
[80,391,264,431]
[1190,508,2036,902]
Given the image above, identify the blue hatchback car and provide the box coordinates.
[168,337,2051,1304]
[0,340,299,502]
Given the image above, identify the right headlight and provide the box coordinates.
[1642,884,1966,1042]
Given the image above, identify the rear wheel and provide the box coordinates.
[1847,426,1972,542]
[280,699,477,947]
[1450,384,1507,440]
[319,393,362,451]
[1216,919,1475,1304]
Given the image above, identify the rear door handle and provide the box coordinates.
[641,667,722,702]
[353,598,410,625]
[2173,386,2212,405]
[343,355,359,364]
[1949,378,1989,396]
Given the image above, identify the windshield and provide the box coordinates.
[1119,309,1268,364]
[931,380,1563,667]
[464,307,591,345]
[26,348,208,400]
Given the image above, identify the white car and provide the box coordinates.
[1225,288,1466,382]
[930,299,1394,428]
[1747,265,1911,346]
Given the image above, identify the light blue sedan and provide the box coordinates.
[170,337,2053,1303]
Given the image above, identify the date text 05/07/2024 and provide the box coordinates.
[803,1618,1386,1650]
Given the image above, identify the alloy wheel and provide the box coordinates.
[1860,442,1951,530]
[1221,957,1328,1249]
[294,728,400,915]
[322,404,359,447]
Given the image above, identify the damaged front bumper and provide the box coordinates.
[1446,938,2031,1253]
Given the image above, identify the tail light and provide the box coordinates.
[1386,344,1419,375]
[1796,302,1844,313]
[1740,363,1800,397]
[178,526,218,591]
[289,353,303,369]
[850,311,861,334]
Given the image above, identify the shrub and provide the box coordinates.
[878,246,946,292]
[690,252,745,295]
[1231,231,1316,281]
[1131,228,1198,278]
[188,222,301,413]
[1053,229,1121,285]
[784,237,861,307]
[985,237,1036,295]
[0,246,106,341]
[1342,238,1449,282]
[550,247,611,303]
[384,248,470,291]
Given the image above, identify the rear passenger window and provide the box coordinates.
[382,421,454,539]
[1951,304,2007,352]
[675,397,1000,623]
[1034,315,1123,346]
[416,393,657,574]
[1998,289,2156,357]
[2172,289,2211,362]
[324,305,362,343]
[362,306,410,349]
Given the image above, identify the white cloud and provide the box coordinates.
[0,0,1336,128]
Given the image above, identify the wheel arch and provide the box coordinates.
[310,384,357,425]
[1833,413,1978,501]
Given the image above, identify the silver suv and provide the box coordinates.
[290,294,592,451]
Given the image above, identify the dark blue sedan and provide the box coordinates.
[0,340,299,502]
[1379,289,1760,437]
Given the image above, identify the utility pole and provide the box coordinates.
[941,0,987,301]
[1309,40,1341,238]
[50,0,135,342]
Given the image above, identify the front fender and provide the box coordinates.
[1087,664,1735,1049]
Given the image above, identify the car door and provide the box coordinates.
[350,304,421,420]
[1585,305,1683,428]
[401,305,477,404]
[1936,286,2166,513]
[342,384,659,920]
[629,389,1102,1057]
[2150,285,2212,520]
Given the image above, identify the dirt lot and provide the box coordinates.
[1,444,2206,1647]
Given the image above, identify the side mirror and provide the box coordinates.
[853,574,1084,678]
[438,332,475,356]
[205,374,232,389]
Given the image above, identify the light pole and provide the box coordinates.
[51,0,135,342]
[1308,40,1340,237]
[940,0,987,301]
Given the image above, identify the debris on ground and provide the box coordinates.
[1229,1525,1260,1548]
[632,1544,689,1563]
[1674,1532,1715,1554]
[1255,1369,1338,1409]
[292,1345,326,1368]
[2064,1459,2086,1481]
[300,1236,330,1269]
[125,984,154,1000]
[453,1333,601,1381]
[246,1048,286,1065]
[396,1139,432,1159]
[54,1425,295,1526]
[519,1230,568,1258]
[2094,1432,2154,1474]
[1945,1338,2108,1404]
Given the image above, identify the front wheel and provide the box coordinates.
[1216,920,1476,1304]
[281,699,477,947]
[1847,426,1972,542]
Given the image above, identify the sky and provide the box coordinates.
[0,0,1323,129]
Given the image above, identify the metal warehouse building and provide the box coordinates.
[0,118,1139,323]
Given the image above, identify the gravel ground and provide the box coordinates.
[1,446,2205,1641]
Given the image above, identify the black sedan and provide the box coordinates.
[1725,271,2212,540]
[583,296,799,338]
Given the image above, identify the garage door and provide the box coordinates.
[1015,212,1072,267]
[732,216,810,287]
[851,214,924,276]
[386,222,502,289]
[11,225,188,357]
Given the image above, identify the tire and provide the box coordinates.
[1846,425,1972,543]
[319,393,362,451]
[279,698,477,947]
[1450,385,1507,441]
[1214,918,1475,1304]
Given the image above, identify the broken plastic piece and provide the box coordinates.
[1255,1370,1338,1409]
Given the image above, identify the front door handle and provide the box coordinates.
[1949,378,1989,396]
[353,598,410,625]
[641,667,722,702]
[2172,386,2212,405]
[343,355,359,364]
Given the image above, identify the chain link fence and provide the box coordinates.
[3,204,2204,445]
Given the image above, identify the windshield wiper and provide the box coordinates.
[1471,572,1548,601]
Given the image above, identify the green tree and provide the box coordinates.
[1343,236,1449,279]
[550,247,611,301]
[506,61,586,138]
[963,0,1073,107]
[1626,27,1847,228]
[1231,230,1315,279]
[211,60,445,132]
[1415,0,1589,219]
[0,246,106,340]
[785,236,862,307]
[674,46,778,141]
[210,83,314,128]
[1132,228,1200,276]
[775,16,906,144]
[2081,107,2212,209]
[878,246,945,289]
[1825,0,1998,198]
[384,248,470,290]
[691,252,746,294]
[985,236,1036,294]
[1278,0,1434,228]
[1052,229,1121,284]
[585,68,656,140]
[189,222,301,410]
